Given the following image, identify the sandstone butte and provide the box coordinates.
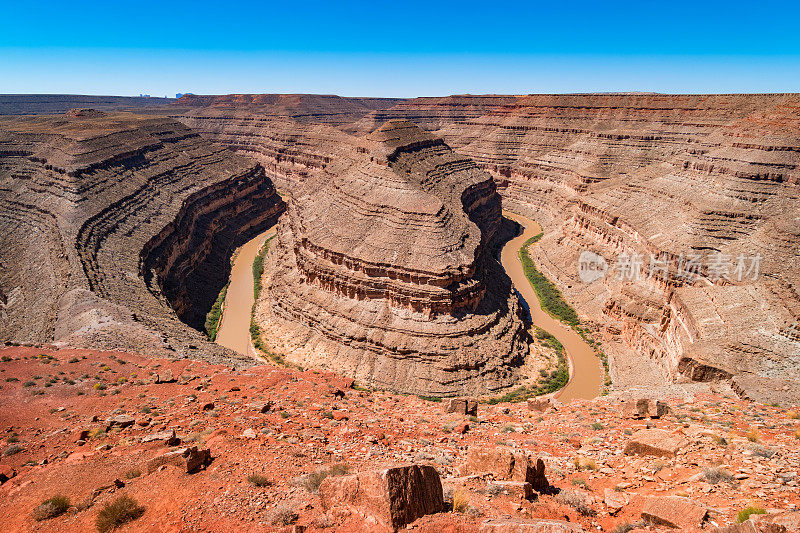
[1,94,800,532]
[255,120,529,396]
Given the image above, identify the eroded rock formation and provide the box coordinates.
[172,93,800,402]
[255,120,529,395]
[0,111,284,364]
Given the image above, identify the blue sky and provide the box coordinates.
[1,0,798,96]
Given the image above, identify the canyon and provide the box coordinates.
[159,93,800,404]
[0,93,799,533]
[0,110,284,366]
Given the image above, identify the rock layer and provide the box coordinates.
[0,112,284,363]
[256,120,529,395]
[172,93,800,403]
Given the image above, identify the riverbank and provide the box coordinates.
[500,211,604,402]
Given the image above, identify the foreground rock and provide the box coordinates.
[459,446,548,493]
[480,518,586,532]
[624,429,688,458]
[641,495,708,529]
[319,464,444,532]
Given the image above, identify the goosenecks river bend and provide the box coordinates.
[215,213,603,401]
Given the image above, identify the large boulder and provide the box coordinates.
[622,398,669,419]
[624,429,688,458]
[459,447,548,492]
[641,495,707,529]
[146,446,212,474]
[319,464,444,532]
[479,518,586,532]
[444,397,478,416]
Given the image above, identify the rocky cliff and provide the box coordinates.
[0,111,285,364]
[255,120,529,395]
[171,93,800,403]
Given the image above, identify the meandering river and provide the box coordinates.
[216,212,602,401]
[501,211,603,401]
[214,227,275,356]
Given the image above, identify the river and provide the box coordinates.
[500,211,603,402]
[214,227,275,356]
[216,213,603,401]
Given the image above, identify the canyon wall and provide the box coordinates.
[171,94,800,403]
[255,121,529,395]
[0,110,284,365]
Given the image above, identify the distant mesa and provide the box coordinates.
[255,120,530,396]
[64,108,107,118]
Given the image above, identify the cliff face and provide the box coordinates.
[174,93,800,403]
[0,111,284,365]
[255,121,529,395]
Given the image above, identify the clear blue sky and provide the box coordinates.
[1,0,798,97]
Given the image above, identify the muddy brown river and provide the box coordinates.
[214,227,275,356]
[501,211,603,402]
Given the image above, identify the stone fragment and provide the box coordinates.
[146,446,212,474]
[155,369,175,384]
[603,487,627,514]
[319,464,443,531]
[142,429,180,446]
[641,495,707,529]
[479,518,586,532]
[248,401,273,413]
[622,398,669,419]
[0,464,15,484]
[527,397,561,413]
[624,429,687,458]
[107,414,135,428]
[488,481,535,501]
[444,398,478,416]
[459,447,548,492]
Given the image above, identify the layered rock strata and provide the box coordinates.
[0,111,284,364]
[255,121,529,395]
[172,93,800,402]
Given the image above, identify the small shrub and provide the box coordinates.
[746,429,759,442]
[750,444,776,459]
[95,494,145,533]
[68,357,80,363]
[22,380,35,387]
[5,377,19,382]
[612,522,645,533]
[591,422,603,430]
[555,489,596,516]
[270,504,298,526]
[1,355,11,362]
[712,434,728,446]
[124,469,141,480]
[247,473,272,487]
[33,495,71,521]
[321,410,333,419]
[452,489,469,513]
[301,463,349,493]
[787,411,799,420]
[736,506,766,523]
[94,383,107,391]
[3,443,23,456]
[571,478,587,487]
[793,428,800,440]
[280,411,289,419]
[573,456,597,471]
[702,466,735,485]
